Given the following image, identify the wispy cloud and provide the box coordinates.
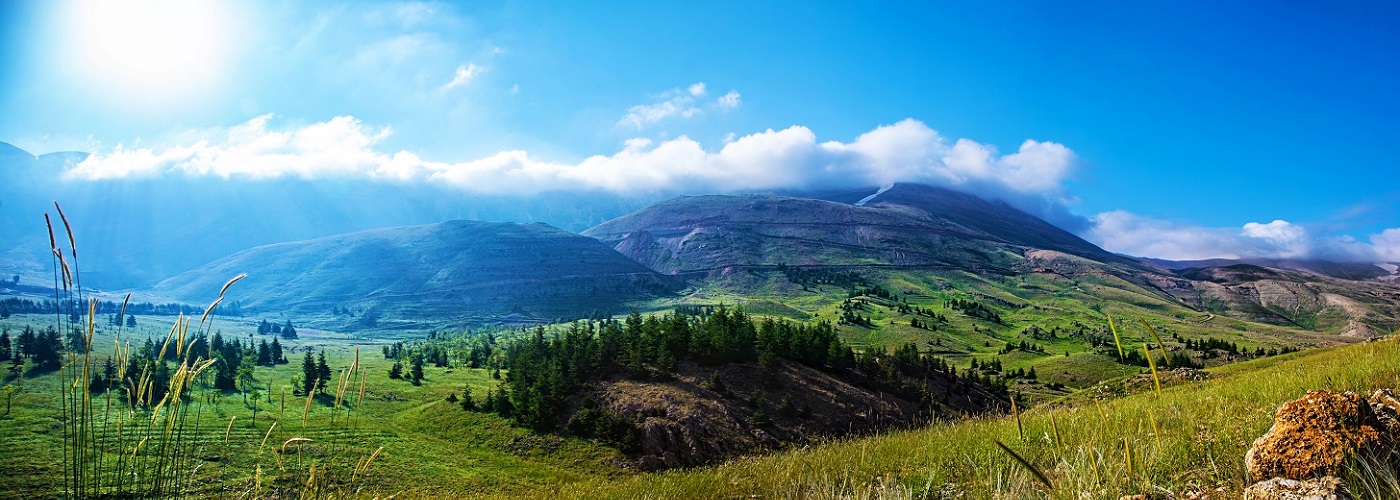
[715,90,741,111]
[617,82,743,129]
[441,63,483,91]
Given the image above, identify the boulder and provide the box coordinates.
[1244,390,1386,481]
[1367,388,1400,437]
[1242,476,1351,500]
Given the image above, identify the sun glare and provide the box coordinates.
[63,0,234,104]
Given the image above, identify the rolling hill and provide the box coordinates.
[148,220,679,327]
[0,142,655,289]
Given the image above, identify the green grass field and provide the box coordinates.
[0,313,632,499]
[539,336,1400,499]
[0,260,1382,498]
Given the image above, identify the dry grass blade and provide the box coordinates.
[1010,395,1024,441]
[1107,313,1125,361]
[54,202,77,258]
[1144,343,1162,397]
[224,416,237,445]
[1138,316,1169,361]
[45,212,58,255]
[994,439,1053,489]
[218,273,247,299]
[156,315,180,363]
[352,446,385,482]
[303,379,320,427]
[199,297,223,329]
[259,422,279,457]
[280,437,314,454]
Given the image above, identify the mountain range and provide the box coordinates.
[3,142,1399,334]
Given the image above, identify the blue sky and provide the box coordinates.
[2,0,1398,261]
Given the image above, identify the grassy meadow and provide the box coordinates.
[542,336,1400,499]
[1,302,1397,498]
[0,312,631,499]
[0,252,1384,498]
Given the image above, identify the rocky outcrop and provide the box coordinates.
[1244,390,1387,481]
[1242,476,1351,500]
[588,359,1007,471]
[1241,389,1400,497]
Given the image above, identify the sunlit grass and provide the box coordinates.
[544,338,1400,499]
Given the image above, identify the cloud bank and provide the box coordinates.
[1086,211,1400,262]
[67,115,1076,202]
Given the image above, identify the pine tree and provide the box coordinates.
[388,361,403,379]
[301,351,317,395]
[270,337,285,364]
[0,330,9,362]
[316,351,331,394]
[238,350,257,404]
[409,354,424,385]
[459,385,475,411]
[282,321,298,340]
[257,339,272,366]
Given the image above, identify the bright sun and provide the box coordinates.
[63,0,234,104]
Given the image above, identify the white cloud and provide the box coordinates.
[1085,211,1248,260]
[66,115,1078,201]
[618,83,742,129]
[715,90,741,111]
[441,63,483,91]
[1085,211,1395,261]
[618,84,706,129]
[1373,229,1400,261]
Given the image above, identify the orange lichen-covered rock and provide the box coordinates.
[1244,390,1387,481]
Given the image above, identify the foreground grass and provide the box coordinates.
[0,314,628,498]
[540,337,1400,499]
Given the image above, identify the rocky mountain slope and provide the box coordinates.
[150,220,679,326]
[587,359,1006,470]
[583,184,1123,277]
[586,184,1400,337]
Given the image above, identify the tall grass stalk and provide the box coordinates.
[1107,312,1125,361]
[1138,316,1169,362]
[1143,343,1162,397]
[50,206,255,497]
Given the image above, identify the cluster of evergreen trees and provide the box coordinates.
[856,342,1010,407]
[0,325,64,374]
[0,297,237,319]
[462,308,853,432]
[946,298,1005,324]
[75,330,285,407]
[838,299,875,327]
[999,340,1047,354]
[1178,336,1241,356]
[777,263,868,289]
[300,351,332,395]
[256,319,298,339]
